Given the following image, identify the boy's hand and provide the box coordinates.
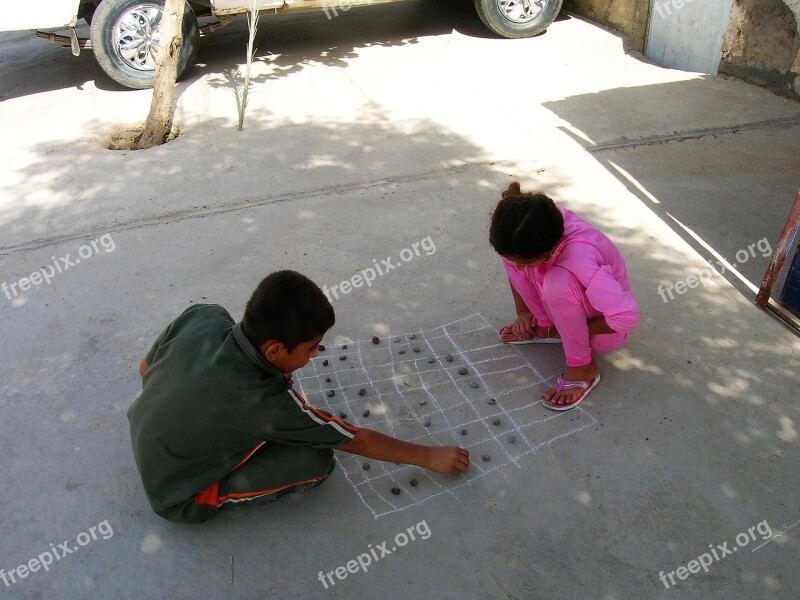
[338,429,470,474]
[424,446,470,474]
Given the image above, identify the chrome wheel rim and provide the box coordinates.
[497,0,546,24]
[113,4,162,71]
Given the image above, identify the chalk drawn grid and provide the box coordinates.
[295,314,596,519]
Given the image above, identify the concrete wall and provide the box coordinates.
[720,0,800,96]
[563,0,650,52]
[565,0,800,98]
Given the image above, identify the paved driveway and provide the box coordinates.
[1,4,799,598]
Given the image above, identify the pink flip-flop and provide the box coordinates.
[543,374,601,411]
[498,325,562,345]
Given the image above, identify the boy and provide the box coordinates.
[129,270,469,523]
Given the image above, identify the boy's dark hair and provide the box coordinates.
[241,271,334,351]
[489,182,564,260]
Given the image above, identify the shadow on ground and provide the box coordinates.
[543,78,800,298]
[0,0,569,101]
[1,52,799,599]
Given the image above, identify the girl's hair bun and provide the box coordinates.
[502,181,522,199]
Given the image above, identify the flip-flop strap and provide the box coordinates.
[501,325,555,342]
[556,377,590,392]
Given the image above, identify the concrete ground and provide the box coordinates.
[1,2,799,598]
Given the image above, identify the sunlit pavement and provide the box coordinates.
[1,5,799,598]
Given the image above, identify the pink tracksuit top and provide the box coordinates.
[502,207,639,365]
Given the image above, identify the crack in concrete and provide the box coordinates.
[588,115,800,153]
[0,160,505,255]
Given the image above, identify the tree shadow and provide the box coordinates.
[2,37,800,599]
[542,77,800,295]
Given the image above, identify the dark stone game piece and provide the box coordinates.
[410,479,418,487]
[458,367,468,375]
[318,344,325,351]
[391,487,401,495]
[358,388,367,396]
[393,337,401,342]
[325,377,331,382]
[412,347,420,353]
[327,390,335,397]
[446,354,453,362]
[460,429,467,436]
[492,418,501,426]
[469,382,479,388]
[322,359,329,366]
[419,399,427,406]
[342,345,348,349]
[487,398,496,405]
[372,336,380,345]
[427,358,436,363]
[398,350,406,355]
[424,420,431,427]
[339,412,347,419]
[362,409,370,417]
[339,355,347,361]
[481,455,490,462]
[508,436,516,444]
[362,463,370,471]
[409,334,416,339]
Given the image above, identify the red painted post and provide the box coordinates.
[756,190,800,306]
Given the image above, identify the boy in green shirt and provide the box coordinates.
[129,270,470,523]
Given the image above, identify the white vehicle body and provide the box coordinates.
[2,0,562,88]
[1,1,82,31]
[1,0,318,32]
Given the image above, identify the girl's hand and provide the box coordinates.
[511,311,537,340]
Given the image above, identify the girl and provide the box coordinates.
[489,182,639,410]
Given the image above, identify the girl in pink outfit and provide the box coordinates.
[489,182,639,410]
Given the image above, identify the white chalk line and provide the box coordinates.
[299,358,555,440]
[302,314,594,516]
[298,359,547,400]
[296,314,596,518]
[751,518,800,553]
[440,325,526,470]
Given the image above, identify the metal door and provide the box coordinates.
[645,0,734,74]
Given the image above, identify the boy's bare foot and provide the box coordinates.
[499,324,561,344]
[543,360,599,407]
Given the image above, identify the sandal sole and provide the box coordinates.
[543,374,601,411]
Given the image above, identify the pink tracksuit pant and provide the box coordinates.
[502,208,639,367]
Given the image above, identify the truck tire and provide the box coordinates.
[90,0,199,89]
[475,0,563,38]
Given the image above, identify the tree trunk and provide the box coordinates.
[135,0,185,150]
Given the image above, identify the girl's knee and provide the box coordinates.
[541,267,580,303]
[505,267,537,297]
[590,332,629,355]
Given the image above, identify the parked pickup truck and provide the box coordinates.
[4,0,562,89]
